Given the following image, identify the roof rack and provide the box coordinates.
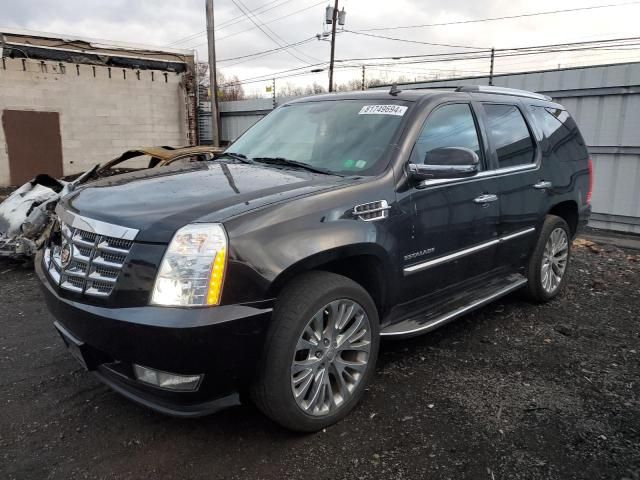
[410,86,459,90]
[455,85,552,101]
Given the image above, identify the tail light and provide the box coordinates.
[586,158,593,204]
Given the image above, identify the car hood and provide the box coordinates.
[60,162,348,243]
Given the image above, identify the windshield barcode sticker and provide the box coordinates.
[358,105,408,116]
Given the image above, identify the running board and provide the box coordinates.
[380,274,527,338]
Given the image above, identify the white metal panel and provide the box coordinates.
[221,114,263,143]
[620,94,640,146]
[220,98,272,113]
[591,153,640,217]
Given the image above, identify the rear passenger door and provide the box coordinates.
[478,101,546,269]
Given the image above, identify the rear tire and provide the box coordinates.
[252,271,379,432]
[526,215,571,302]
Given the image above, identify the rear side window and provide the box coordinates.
[530,107,571,139]
[410,103,482,165]
[483,104,535,168]
[529,106,587,162]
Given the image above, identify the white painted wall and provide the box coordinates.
[0,57,188,185]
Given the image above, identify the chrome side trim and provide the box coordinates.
[418,163,539,190]
[404,227,535,275]
[56,204,139,241]
[500,227,536,242]
[380,276,528,337]
[405,239,499,274]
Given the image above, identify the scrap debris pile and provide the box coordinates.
[0,146,223,259]
[0,172,90,259]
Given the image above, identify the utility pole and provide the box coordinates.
[488,47,495,86]
[361,65,365,90]
[206,0,220,147]
[328,0,339,92]
[271,78,276,109]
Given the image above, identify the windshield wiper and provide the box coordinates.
[252,157,341,176]
[214,151,254,164]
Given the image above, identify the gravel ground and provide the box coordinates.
[1,239,639,480]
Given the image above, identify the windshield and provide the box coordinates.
[228,100,411,176]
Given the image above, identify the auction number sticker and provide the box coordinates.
[358,104,408,116]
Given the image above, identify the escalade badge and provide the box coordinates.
[404,248,435,262]
[60,241,72,269]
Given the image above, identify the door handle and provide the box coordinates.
[473,194,498,204]
[533,181,553,190]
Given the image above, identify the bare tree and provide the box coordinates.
[304,82,327,95]
[219,73,245,101]
[277,82,305,97]
[365,77,386,88]
[196,62,246,101]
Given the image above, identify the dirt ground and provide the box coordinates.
[1,238,639,480]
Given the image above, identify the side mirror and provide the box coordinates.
[408,147,479,182]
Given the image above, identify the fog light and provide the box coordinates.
[133,364,202,392]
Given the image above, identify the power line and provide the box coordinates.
[219,35,640,87]
[167,0,294,46]
[497,35,640,52]
[333,36,640,65]
[228,0,313,64]
[355,1,640,32]
[344,30,488,50]
[219,62,328,86]
[217,36,318,63]
[227,0,321,64]
[171,0,325,49]
[209,1,326,46]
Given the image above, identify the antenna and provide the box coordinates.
[389,83,401,96]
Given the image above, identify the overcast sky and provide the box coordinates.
[3,0,640,95]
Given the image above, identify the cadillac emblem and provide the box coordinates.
[60,241,72,269]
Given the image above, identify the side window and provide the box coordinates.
[410,104,482,166]
[529,106,586,162]
[483,104,535,168]
[530,106,569,139]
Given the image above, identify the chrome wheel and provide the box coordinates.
[541,227,569,293]
[291,299,372,417]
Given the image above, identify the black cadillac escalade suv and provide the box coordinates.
[37,85,592,431]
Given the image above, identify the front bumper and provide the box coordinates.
[36,253,273,417]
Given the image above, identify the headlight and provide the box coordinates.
[151,223,227,307]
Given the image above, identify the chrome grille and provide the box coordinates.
[44,216,135,298]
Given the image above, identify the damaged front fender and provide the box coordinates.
[0,174,68,259]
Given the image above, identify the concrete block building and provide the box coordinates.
[0,28,197,185]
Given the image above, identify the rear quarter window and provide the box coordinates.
[530,106,587,162]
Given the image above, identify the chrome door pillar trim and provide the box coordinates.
[403,227,536,275]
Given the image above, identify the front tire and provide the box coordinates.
[252,271,380,432]
[526,215,571,302]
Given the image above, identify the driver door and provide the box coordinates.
[400,102,500,302]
